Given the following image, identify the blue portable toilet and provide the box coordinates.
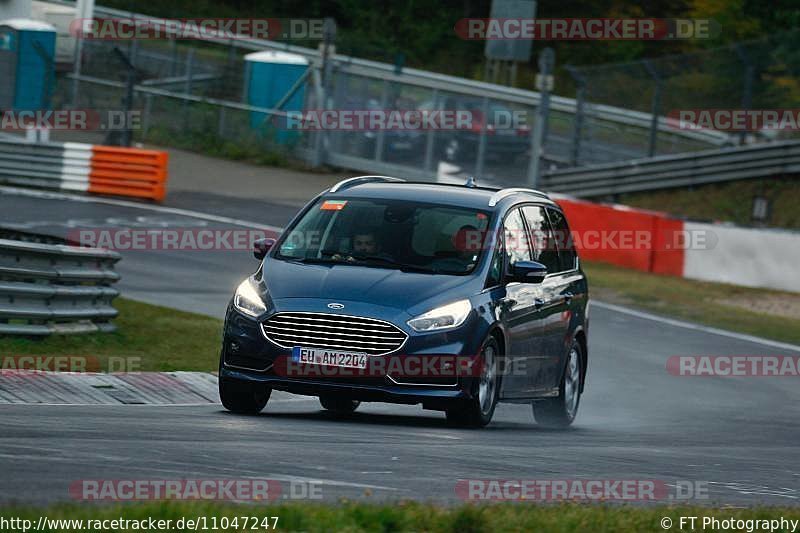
[244,50,309,144]
[0,19,57,111]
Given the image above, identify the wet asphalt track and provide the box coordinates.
[0,187,799,506]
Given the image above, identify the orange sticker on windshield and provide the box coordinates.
[321,200,348,211]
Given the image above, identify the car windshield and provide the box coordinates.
[276,197,491,275]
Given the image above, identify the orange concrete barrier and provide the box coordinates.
[554,195,686,277]
[88,146,169,202]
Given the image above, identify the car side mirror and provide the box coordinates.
[509,260,548,283]
[254,238,276,260]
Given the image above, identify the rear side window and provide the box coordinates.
[521,206,561,274]
[546,208,578,272]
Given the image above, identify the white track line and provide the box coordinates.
[0,185,282,232]
[5,184,798,353]
[594,300,800,352]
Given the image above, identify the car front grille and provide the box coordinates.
[261,312,408,356]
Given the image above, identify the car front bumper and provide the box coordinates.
[220,303,486,407]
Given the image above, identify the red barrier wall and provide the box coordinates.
[554,196,685,277]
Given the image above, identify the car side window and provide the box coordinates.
[521,206,561,274]
[503,208,532,268]
[546,208,578,272]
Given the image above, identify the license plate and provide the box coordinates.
[292,347,368,369]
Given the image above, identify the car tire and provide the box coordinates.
[445,336,501,428]
[219,376,271,415]
[532,339,583,428]
[319,394,360,415]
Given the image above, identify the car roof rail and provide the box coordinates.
[488,187,550,207]
[329,175,405,193]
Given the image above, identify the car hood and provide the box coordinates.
[263,258,478,313]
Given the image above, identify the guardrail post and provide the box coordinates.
[527,47,555,188]
[643,60,662,157]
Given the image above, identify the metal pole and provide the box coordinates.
[643,60,662,157]
[474,96,489,178]
[71,0,96,108]
[112,47,136,147]
[527,47,554,188]
[565,66,585,167]
[374,80,389,162]
[423,88,439,171]
[735,44,755,145]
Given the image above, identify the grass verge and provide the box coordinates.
[0,299,223,373]
[583,260,800,345]
[610,176,800,229]
[2,502,799,532]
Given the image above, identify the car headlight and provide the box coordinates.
[234,278,267,318]
[407,299,472,332]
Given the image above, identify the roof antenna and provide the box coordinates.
[464,176,477,188]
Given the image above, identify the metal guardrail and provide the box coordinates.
[0,231,121,336]
[542,140,800,197]
[0,138,92,193]
[0,138,169,200]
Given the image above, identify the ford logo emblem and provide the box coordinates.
[327,303,345,310]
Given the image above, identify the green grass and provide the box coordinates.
[0,299,222,373]
[2,502,799,532]
[583,261,800,345]
[612,176,800,229]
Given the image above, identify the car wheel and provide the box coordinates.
[446,336,500,428]
[319,394,360,415]
[219,376,271,414]
[532,339,582,428]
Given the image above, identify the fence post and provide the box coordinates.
[643,59,662,157]
[142,93,152,137]
[423,88,439,172]
[565,66,585,167]
[735,44,755,145]
[527,47,554,188]
[474,96,490,178]
[374,79,389,162]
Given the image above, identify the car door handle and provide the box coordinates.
[563,292,574,304]
[534,298,545,309]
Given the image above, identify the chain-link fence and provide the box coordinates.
[563,29,800,166]
[41,6,800,190]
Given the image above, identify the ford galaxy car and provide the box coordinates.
[219,176,589,428]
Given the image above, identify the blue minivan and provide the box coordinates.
[219,176,589,428]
